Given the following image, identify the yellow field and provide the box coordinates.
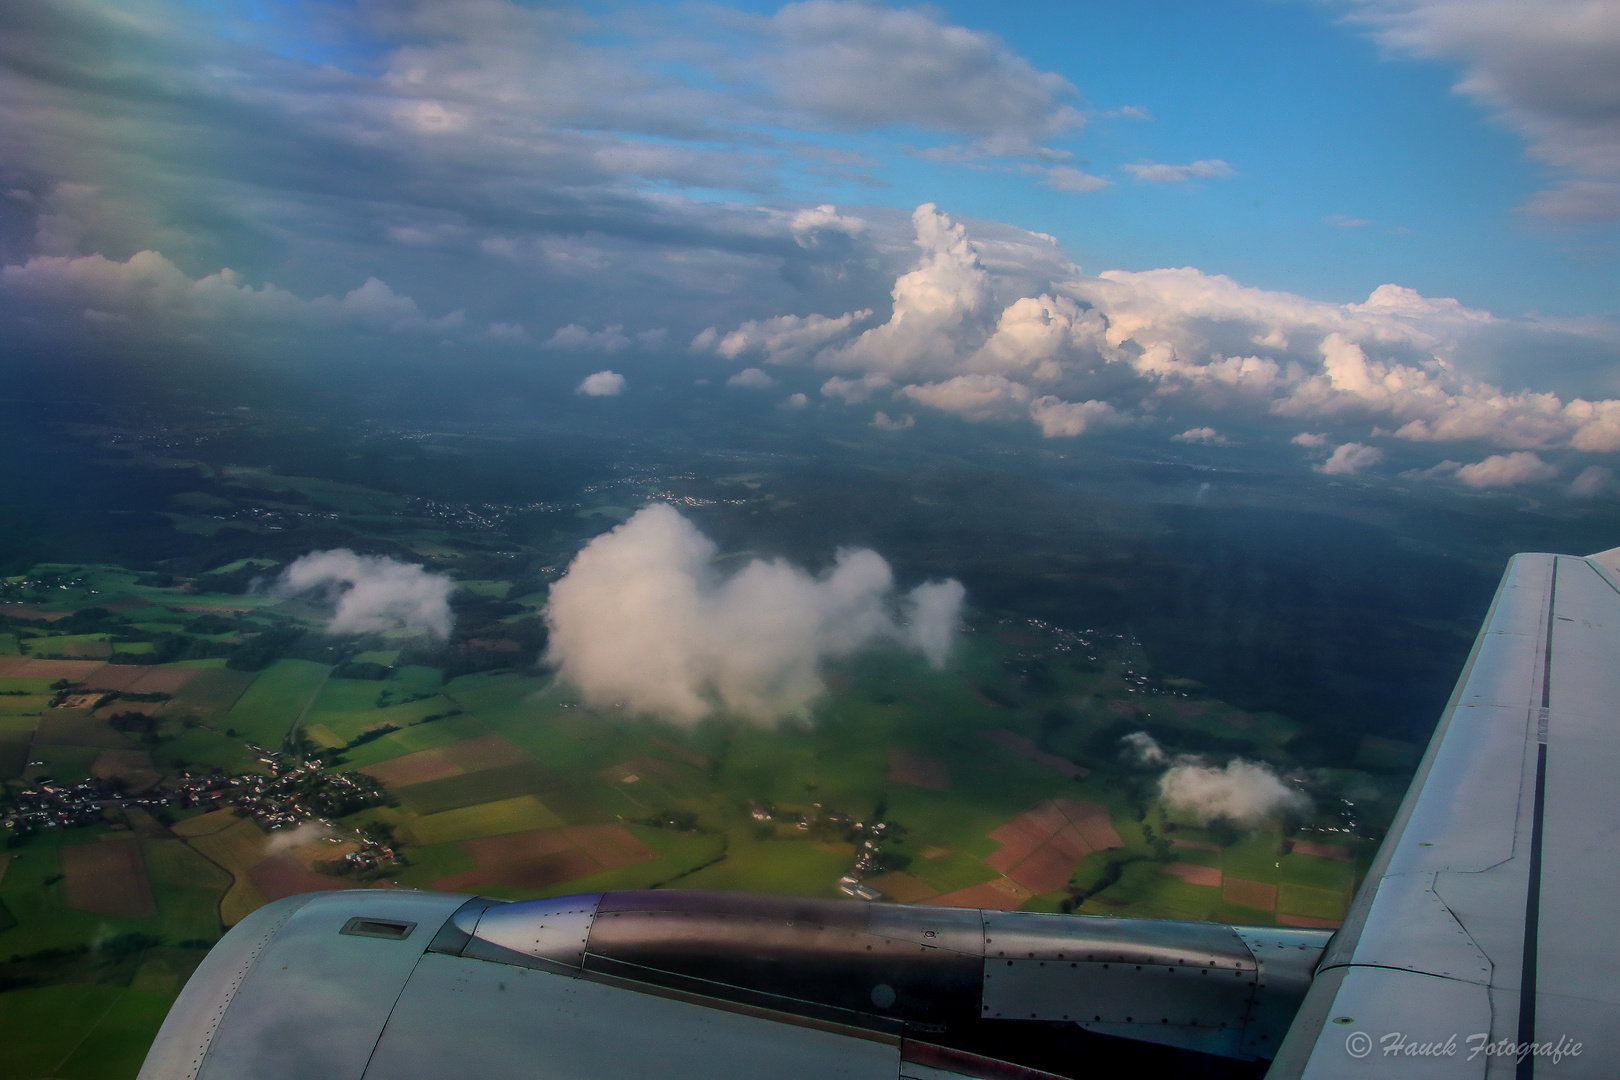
[181,816,271,926]
[1277,883,1347,920]
[404,795,566,846]
[170,808,240,838]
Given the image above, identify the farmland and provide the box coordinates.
[0,414,1451,1080]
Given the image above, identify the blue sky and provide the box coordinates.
[2,0,1618,492]
[559,0,1607,315]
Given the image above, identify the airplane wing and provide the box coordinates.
[134,550,1620,1080]
[1270,551,1620,1078]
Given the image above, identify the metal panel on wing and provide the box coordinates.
[359,952,901,1080]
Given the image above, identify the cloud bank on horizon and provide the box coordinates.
[543,505,965,723]
[693,201,1620,482]
[1,0,1618,492]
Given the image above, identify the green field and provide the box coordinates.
[0,551,1396,1080]
[405,795,565,845]
[223,659,329,747]
[302,679,456,749]
[675,832,853,897]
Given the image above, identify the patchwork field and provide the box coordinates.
[0,563,1392,1080]
[225,660,329,747]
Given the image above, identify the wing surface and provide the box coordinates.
[1272,552,1620,1078]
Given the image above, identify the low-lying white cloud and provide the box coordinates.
[1320,442,1384,475]
[576,370,627,396]
[543,505,966,723]
[1121,730,1169,766]
[696,310,872,366]
[547,324,631,353]
[1123,732,1308,827]
[727,367,776,389]
[1456,451,1559,488]
[264,820,336,855]
[1173,426,1232,445]
[0,250,463,339]
[277,550,455,638]
[1159,758,1309,827]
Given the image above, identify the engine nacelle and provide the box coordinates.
[140,889,1328,1080]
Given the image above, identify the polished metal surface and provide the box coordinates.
[977,913,1327,1060]
[1233,928,1335,1059]
[981,909,1258,968]
[136,894,319,1080]
[145,881,1325,1080]
[1277,551,1620,1078]
[459,893,599,973]
[360,952,901,1080]
[978,909,1257,1046]
[141,890,469,1080]
[426,888,1325,1067]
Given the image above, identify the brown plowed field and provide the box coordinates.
[1223,878,1278,911]
[0,658,106,680]
[62,838,157,918]
[91,749,162,793]
[361,748,464,787]
[983,799,1122,894]
[440,734,531,771]
[924,878,1031,910]
[1277,913,1340,928]
[79,667,150,692]
[127,666,204,695]
[437,824,655,893]
[249,854,351,901]
[1290,841,1350,861]
[1165,862,1222,887]
[888,749,950,791]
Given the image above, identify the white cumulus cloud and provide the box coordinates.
[577,370,627,396]
[727,367,776,389]
[1320,442,1384,475]
[1159,758,1309,827]
[548,324,632,353]
[1027,396,1121,437]
[1455,451,1559,488]
[684,203,1620,458]
[1122,732,1307,826]
[0,250,463,339]
[276,550,455,638]
[543,505,966,723]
